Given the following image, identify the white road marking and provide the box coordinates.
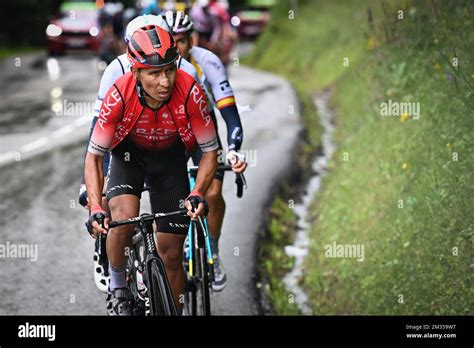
[52,125,74,138]
[20,137,49,153]
[74,117,91,127]
[0,152,18,165]
[1,117,91,164]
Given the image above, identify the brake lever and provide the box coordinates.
[235,172,247,198]
[96,213,105,255]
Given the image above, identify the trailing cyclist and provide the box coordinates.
[163,10,247,291]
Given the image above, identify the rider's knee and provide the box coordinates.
[107,207,135,237]
[161,246,183,270]
[206,186,225,207]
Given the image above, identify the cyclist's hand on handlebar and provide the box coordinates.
[226,150,247,174]
[185,192,209,220]
[86,205,109,239]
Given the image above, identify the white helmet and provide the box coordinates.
[163,11,194,35]
[124,15,170,43]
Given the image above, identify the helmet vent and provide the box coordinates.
[147,28,162,49]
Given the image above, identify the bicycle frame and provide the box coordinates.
[109,210,187,316]
[108,165,245,316]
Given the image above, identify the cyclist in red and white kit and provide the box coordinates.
[79,14,201,294]
[84,24,218,315]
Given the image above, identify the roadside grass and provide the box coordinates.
[247,0,474,314]
[245,0,371,314]
[257,191,300,314]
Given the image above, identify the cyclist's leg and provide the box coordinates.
[205,178,225,251]
[155,232,186,309]
[149,173,190,309]
[105,141,145,292]
[191,138,226,254]
[146,143,190,310]
[191,143,227,290]
[107,194,139,283]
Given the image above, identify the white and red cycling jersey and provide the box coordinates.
[88,68,219,155]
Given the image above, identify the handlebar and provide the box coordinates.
[109,209,188,229]
[101,165,247,200]
[187,164,233,176]
[188,164,247,198]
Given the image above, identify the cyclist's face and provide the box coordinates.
[174,33,192,60]
[134,63,177,102]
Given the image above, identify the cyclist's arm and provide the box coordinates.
[85,85,123,215]
[201,50,243,151]
[186,83,219,197]
[80,56,125,209]
[218,104,243,151]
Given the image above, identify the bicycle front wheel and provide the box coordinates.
[148,258,177,316]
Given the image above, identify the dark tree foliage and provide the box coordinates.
[0,0,63,46]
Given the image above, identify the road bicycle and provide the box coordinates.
[102,165,246,315]
[183,165,246,315]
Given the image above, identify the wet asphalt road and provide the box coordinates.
[0,51,301,315]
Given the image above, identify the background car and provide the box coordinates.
[46,1,102,55]
[232,0,274,39]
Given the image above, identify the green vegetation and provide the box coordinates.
[0,47,43,60]
[258,192,300,314]
[248,0,473,314]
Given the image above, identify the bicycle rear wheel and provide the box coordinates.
[195,246,211,316]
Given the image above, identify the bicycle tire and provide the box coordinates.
[183,274,197,316]
[184,221,211,315]
[196,247,211,315]
[147,258,177,316]
[186,248,210,315]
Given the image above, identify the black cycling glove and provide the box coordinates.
[185,194,209,216]
[85,212,108,237]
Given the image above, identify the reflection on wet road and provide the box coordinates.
[0,54,104,314]
[0,54,101,135]
[0,144,103,314]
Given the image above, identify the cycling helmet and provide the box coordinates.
[163,11,194,35]
[127,25,178,68]
[124,14,170,43]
